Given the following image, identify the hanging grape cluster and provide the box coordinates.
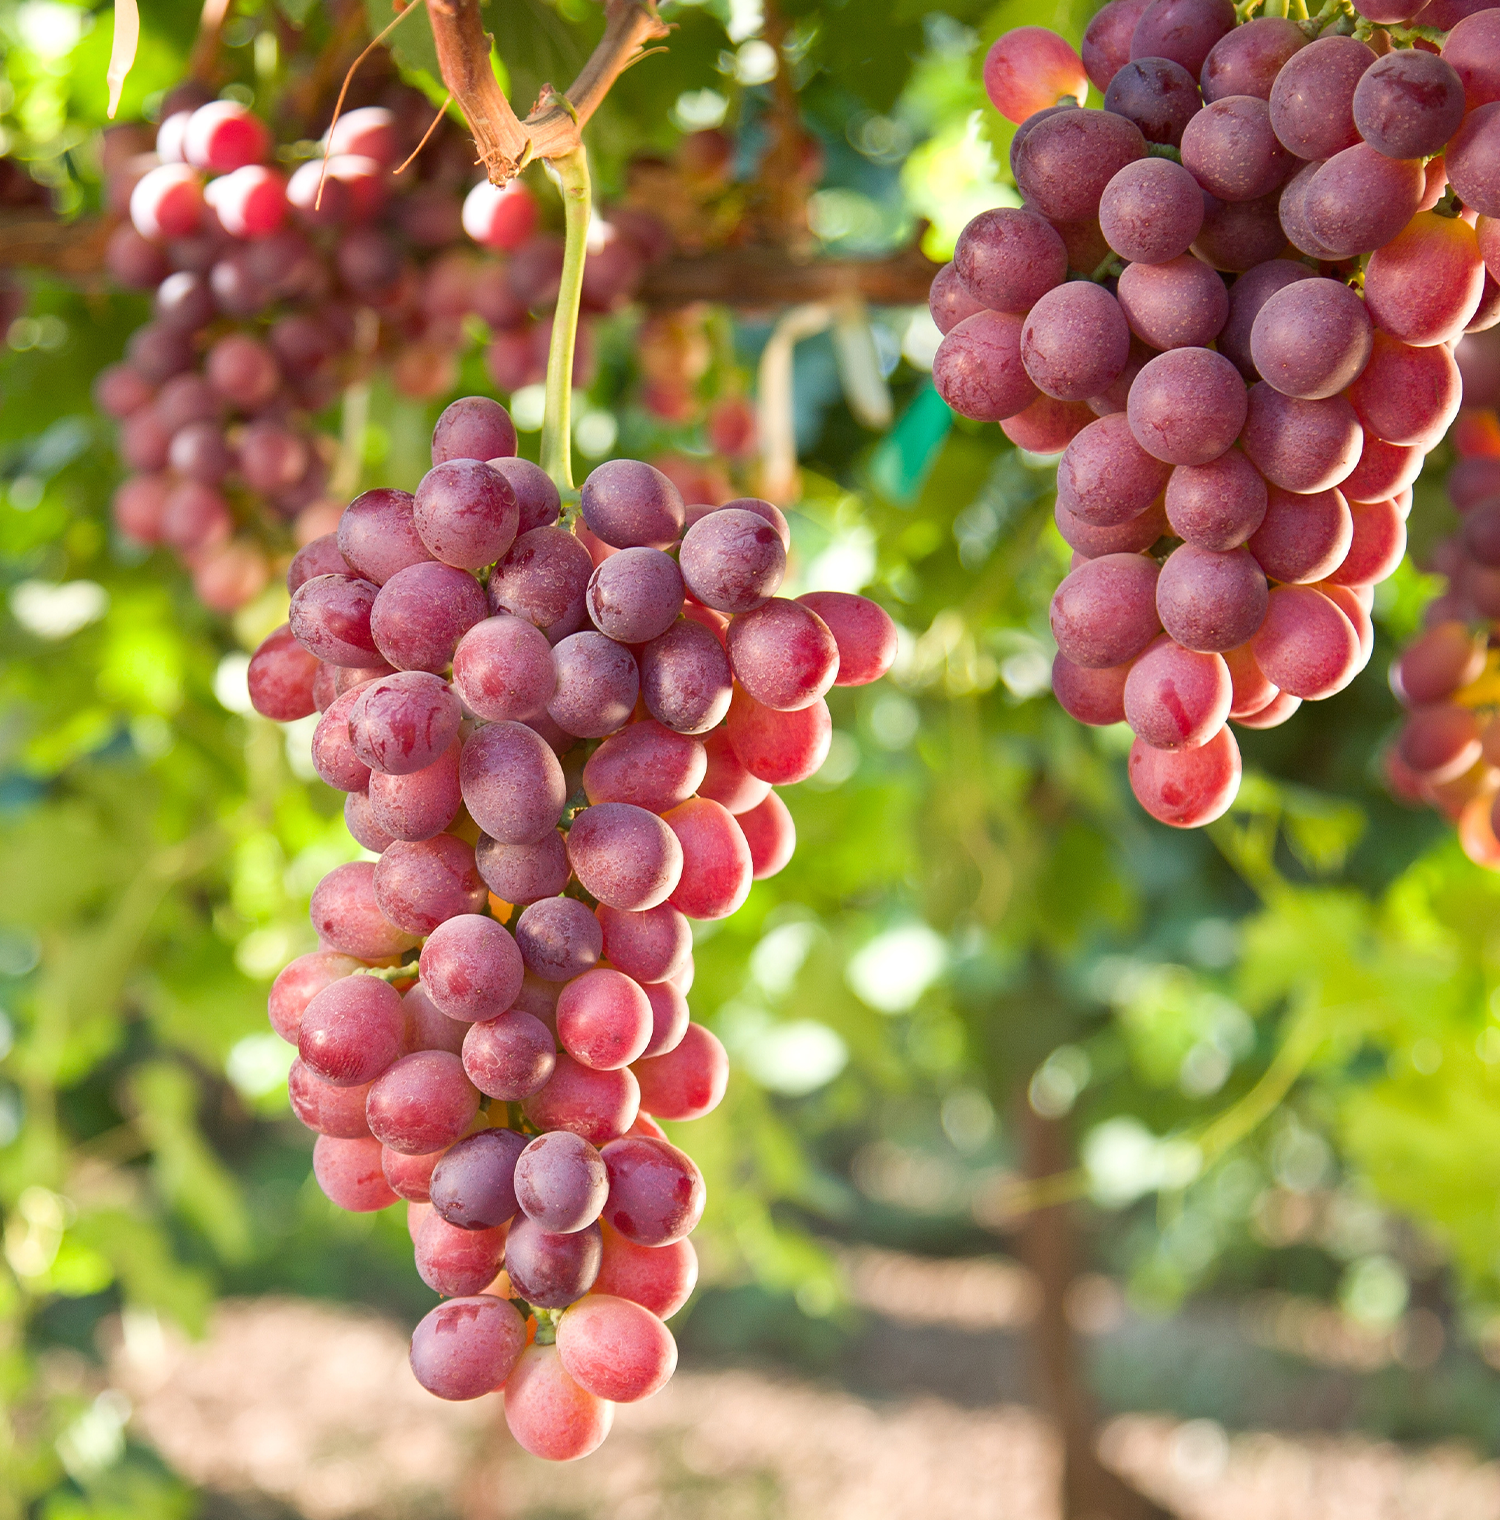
[246,395,896,1459]
[930,0,1500,827]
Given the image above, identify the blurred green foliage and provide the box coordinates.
[1,0,1499,1514]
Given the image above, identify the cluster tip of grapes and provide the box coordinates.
[930,0,1500,827]
[249,394,897,1461]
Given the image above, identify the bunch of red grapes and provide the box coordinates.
[929,0,1500,827]
[246,395,896,1459]
[94,85,665,614]
[1386,327,1500,858]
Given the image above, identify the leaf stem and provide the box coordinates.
[540,144,591,492]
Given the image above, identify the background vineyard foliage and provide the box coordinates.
[3,0,1500,1510]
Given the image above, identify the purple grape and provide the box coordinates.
[336,488,431,586]
[1049,552,1163,668]
[429,1127,529,1229]
[503,1215,603,1307]
[1013,107,1147,222]
[1126,347,1247,466]
[951,207,1068,314]
[167,421,232,484]
[451,613,557,722]
[419,912,525,1022]
[289,574,381,666]
[548,631,639,738]
[1249,278,1373,401]
[515,897,605,982]
[1156,543,1269,651]
[369,562,488,674]
[566,802,684,911]
[409,1296,526,1400]
[677,508,786,613]
[475,829,571,906]
[515,1131,609,1232]
[1104,56,1203,148]
[1116,255,1229,351]
[1164,448,1268,551]
[349,670,462,776]
[487,526,592,644]
[372,835,487,935]
[367,740,462,841]
[1200,16,1307,102]
[462,1011,557,1101]
[638,620,734,735]
[586,548,685,644]
[487,457,561,534]
[127,323,193,384]
[1217,259,1310,380]
[580,459,685,550]
[1098,157,1205,265]
[1130,0,1234,77]
[459,720,568,844]
[431,396,518,465]
[1180,95,1293,202]
[154,270,216,330]
[414,459,519,571]
[1268,35,1375,160]
[932,310,1038,422]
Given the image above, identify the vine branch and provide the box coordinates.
[425,0,669,182]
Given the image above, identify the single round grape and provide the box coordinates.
[1058,412,1171,527]
[311,689,372,793]
[600,1134,706,1246]
[1127,724,1241,826]
[503,1343,613,1461]
[289,575,381,667]
[1156,543,1268,653]
[369,562,488,674]
[1002,393,1096,453]
[432,396,517,465]
[1181,94,1292,202]
[505,1215,604,1308]
[288,1059,374,1138]
[595,1221,698,1320]
[1200,15,1306,101]
[737,791,795,881]
[1084,0,1153,91]
[580,458,685,550]
[312,1135,397,1212]
[413,460,519,572]
[404,981,468,1058]
[1250,584,1360,698]
[1052,653,1132,726]
[724,688,832,784]
[952,207,1068,313]
[1126,347,1246,466]
[1217,259,1316,381]
[349,671,462,777]
[460,720,568,846]
[1165,448,1267,550]
[1352,327,1465,445]
[168,420,232,484]
[247,624,320,721]
[1329,496,1406,586]
[516,898,605,983]
[366,1050,479,1155]
[1352,48,1465,160]
[368,740,462,842]
[663,797,754,921]
[982,26,1090,123]
[523,1053,640,1145]
[725,598,840,713]
[557,1293,677,1404]
[929,260,990,335]
[288,535,351,595]
[1393,623,1486,706]
[1247,485,1354,583]
[548,631,640,739]
[451,613,556,723]
[1131,0,1234,76]
[631,1023,728,1122]
[298,974,406,1087]
[1116,255,1229,350]
[1123,635,1232,750]
[1364,213,1488,349]
[515,1130,609,1233]
[268,950,363,1045]
[414,1207,507,1296]
[1241,383,1362,493]
[1103,57,1202,148]
[372,835,487,936]
[344,791,394,853]
[206,331,279,409]
[566,802,684,912]
[1057,496,1168,558]
[310,860,419,959]
[475,829,569,907]
[932,310,1038,422]
[583,721,706,814]
[1016,107,1149,223]
[461,1011,556,1102]
[586,547,684,644]
[419,913,525,1022]
[1050,552,1163,668]
[1099,157,1205,264]
[1268,35,1375,160]
[1401,705,1484,784]
[488,526,592,644]
[1020,282,1131,401]
[677,508,787,613]
[638,619,734,735]
[795,592,897,687]
[428,1127,527,1229]
[487,458,561,535]
[595,902,692,985]
[409,1295,526,1401]
[1306,145,1426,259]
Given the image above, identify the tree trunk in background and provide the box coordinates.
[1017,1102,1172,1520]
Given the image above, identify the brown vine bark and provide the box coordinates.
[1017,1102,1173,1520]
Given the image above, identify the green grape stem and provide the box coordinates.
[540,144,592,494]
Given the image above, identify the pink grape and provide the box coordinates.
[516,898,605,983]
[600,1134,706,1246]
[311,689,372,793]
[1002,393,1095,452]
[726,599,839,712]
[431,396,517,465]
[583,722,706,813]
[1155,544,1268,653]
[548,631,640,738]
[580,458,685,550]
[586,547,684,644]
[698,728,772,815]
[372,835,487,936]
[462,179,539,250]
[1130,0,1234,76]
[366,1051,479,1155]
[524,1054,640,1145]
[1127,725,1241,826]
[567,802,685,911]
[288,1059,374,1138]
[248,624,320,721]
[515,1131,609,1233]
[349,671,462,776]
[632,1023,728,1122]
[403,982,468,1058]
[1200,15,1307,101]
[594,1221,698,1319]
[370,562,488,674]
[130,163,204,240]
[1180,95,1292,202]
[288,535,352,594]
[639,980,690,1059]
[1127,347,1247,466]
[1099,157,1205,264]
[268,951,363,1044]
[310,861,419,959]
[337,489,431,586]
[312,1135,397,1212]
[1057,412,1170,527]
[382,1145,445,1203]
[1249,278,1373,400]
[1123,636,1232,749]
[368,741,462,842]
[738,792,795,880]
[638,619,734,734]
[1052,654,1132,726]
[1021,282,1132,401]
[557,1294,677,1403]
[1218,259,1323,381]
[409,1295,526,1401]
[724,688,832,784]
[1328,496,1406,586]
[503,1343,613,1461]
[931,261,990,334]
[460,721,568,845]
[1014,107,1147,222]
[663,797,754,920]
[1084,0,1153,92]
[952,207,1068,313]
[290,575,381,667]
[475,829,570,907]
[488,459,561,535]
[1347,332,1462,450]
[413,460,519,571]
[983,27,1089,124]
[184,100,269,171]
[413,1207,506,1296]
[1268,35,1374,159]
[932,311,1038,423]
[1164,448,1267,551]
[595,903,692,985]
[1250,584,1361,698]
[1241,384,1361,493]
[1247,485,1353,583]
[344,792,394,853]
[462,1012,556,1102]
[419,914,525,1022]
[451,614,556,722]
[677,508,787,613]
[1050,553,1162,668]
[1115,254,1230,350]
